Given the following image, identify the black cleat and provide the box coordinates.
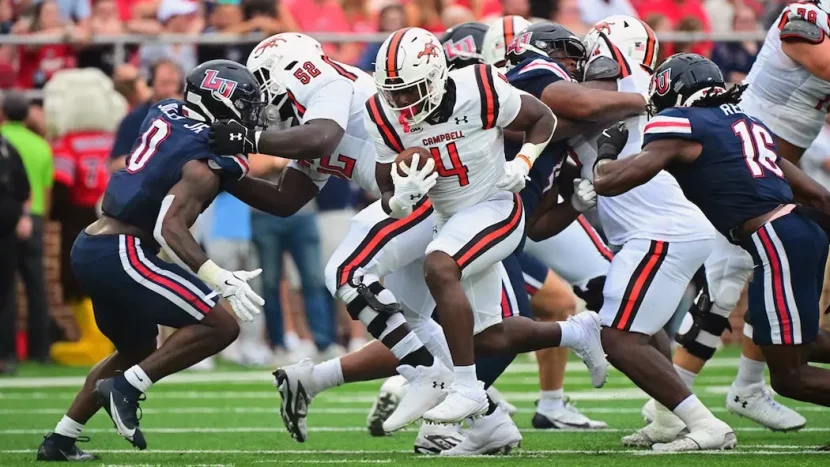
[92,377,147,450]
[36,433,96,462]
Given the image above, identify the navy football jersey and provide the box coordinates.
[102,99,250,236]
[505,56,571,217]
[642,104,793,238]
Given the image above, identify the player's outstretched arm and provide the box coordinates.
[781,19,830,81]
[227,168,319,217]
[254,119,346,160]
[779,158,830,213]
[541,80,647,123]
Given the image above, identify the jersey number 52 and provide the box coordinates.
[732,119,784,178]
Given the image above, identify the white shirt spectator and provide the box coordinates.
[578,0,637,26]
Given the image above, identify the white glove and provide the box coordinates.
[389,154,438,213]
[197,260,264,322]
[496,158,531,193]
[571,178,597,212]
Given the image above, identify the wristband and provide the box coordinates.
[197,259,223,288]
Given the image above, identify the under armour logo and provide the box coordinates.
[409,194,420,201]
[230,133,242,141]
[455,116,468,125]
[432,381,445,390]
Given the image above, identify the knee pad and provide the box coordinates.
[337,279,404,339]
[573,275,605,312]
[675,283,731,360]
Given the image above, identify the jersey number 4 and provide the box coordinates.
[127,119,171,173]
[429,142,470,186]
[732,120,784,178]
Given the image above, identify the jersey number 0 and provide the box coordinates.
[127,119,171,173]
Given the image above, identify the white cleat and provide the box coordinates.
[486,386,517,416]
[532,398,608,429]
[567,311,608,388]
[424,381,489,424]
[652,417,736,452]
[382,360,451,433]
[367,375,408,437]
[414,421,465,454]
[622,409,687,447]
[642,398,657,423]
[441,404,522,456]
[273,358,318,443]
[726,383,806,432]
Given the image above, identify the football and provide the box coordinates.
[395,147,434,174]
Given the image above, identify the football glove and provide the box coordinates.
[209,119,257,155]
[496,158,531,193]
[389,154,438,215]
[197,260,264,322]
[571,178,597,212]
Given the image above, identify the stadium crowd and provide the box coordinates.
[1,0,830,378]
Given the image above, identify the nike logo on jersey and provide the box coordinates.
[422,131,465,146]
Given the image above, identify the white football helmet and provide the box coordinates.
[246,33,323,105]
[583,15,658,72]
[374,27,448,124]
[482,15,532,68]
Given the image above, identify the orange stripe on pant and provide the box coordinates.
[456,194,523,269]
[614,241,667,330]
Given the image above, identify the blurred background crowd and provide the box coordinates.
[1,0,830,374]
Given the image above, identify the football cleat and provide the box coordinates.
[532,398,608,429]
[642,398,657,423]
[414,421,464,454]
[652,417,736,452]
[36,433,96,461]
[274,358,318,443]
[726,383,806,432]
[567,311,608,388]
[383,359,451,433]
[440,403,522,456]
[622,408,687,447]
[486,386,517,416]
[92,378,146,450]
[423,381,488,424]
[367,375,407,437]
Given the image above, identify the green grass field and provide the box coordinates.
[1,347,829,466]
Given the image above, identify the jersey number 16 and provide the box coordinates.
[732,119,784,178]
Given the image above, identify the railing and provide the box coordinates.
[8,30,768,100]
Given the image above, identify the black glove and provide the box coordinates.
[595,122,629,166]
[209,119,257,155]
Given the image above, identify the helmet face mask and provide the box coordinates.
[375,28,448,124]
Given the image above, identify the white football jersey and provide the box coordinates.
[365,64,522,218]
[571,51,714,246]
[283,56,381,196]
[742,3,830,148]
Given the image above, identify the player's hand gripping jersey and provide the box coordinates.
[742,2,830,148]
[102,100,249,238]
[366,63,522,218]
[570,45,714,246]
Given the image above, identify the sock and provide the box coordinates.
[454,364,478,387]
[734,355,766,388]
[311,358,344,396]
[393,330,434,368]
[54,415,84,439]
[672,394,715,429]
[485,394,498,415]
[537,389,565,412]
[674,364,699,389]
[412,319,454,370]
[123,365,153,393]
[557,321,579,349]
[475,354,515,389]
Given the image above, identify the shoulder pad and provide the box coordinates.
[781,17,826,44]
[583,56,621,82]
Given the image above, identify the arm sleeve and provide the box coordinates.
[493,67,524,129]
[288,160,331,190]
[641,109,696,148]
[300,79,354,130]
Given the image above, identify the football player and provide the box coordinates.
[36,60,265,459]
[652,0,830,431]
[594,53,830,449]
[482,15,532,69]
[367,27,607,425]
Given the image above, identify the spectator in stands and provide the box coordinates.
[404,0,443,32]
[75,0,126,76]
[13,0,78,89]
[241,0,295,34]
[711,3,761,83]
[675,15,711,57]
[577,0,637,26]
[287,0,359,63]
[1,92,53,364]
[501,0,530,19]
[199,0,293,64]
[112,63,152,108]
[632,0,712,56]
[0,0,15,33]
[442,5,474,28]
[357,3,405,71]
[555,0,590,36]
[137,0,201,76]
[645,13,672,63]
[0,131,29,375]
[343,0,374,34]
[108,59,182,172]
[50,0,92,27]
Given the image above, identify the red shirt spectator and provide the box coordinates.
[53,131,113,208]
[632,0,712,56]
[13,0,77,88]
[286,0,360,62]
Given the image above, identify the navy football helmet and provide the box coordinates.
[649,53,726,114]
[441,22,489,70]
[184,60,264,125]
[505,21,585,75]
